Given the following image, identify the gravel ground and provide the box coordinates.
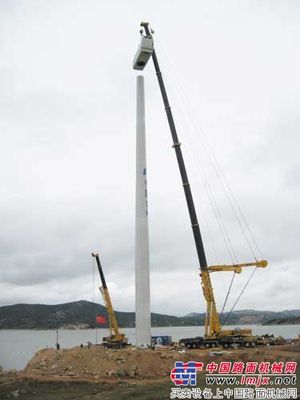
[0,343,299,399]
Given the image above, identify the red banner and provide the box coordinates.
[96,315,107,325]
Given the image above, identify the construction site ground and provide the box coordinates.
[0,343,299,399]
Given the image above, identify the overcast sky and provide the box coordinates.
[0,0,299,316]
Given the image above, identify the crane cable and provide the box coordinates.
[157,50,239,266]
[221,267,258,327]
[156,43,263,316]
[159,71,241,313]
[171,91,238,265]
[157,42,262,261]
[216,172,263,259]
[219,272,236,324]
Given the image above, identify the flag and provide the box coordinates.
[96,315,107,325]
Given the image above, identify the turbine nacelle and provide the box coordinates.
[133,35,153,70]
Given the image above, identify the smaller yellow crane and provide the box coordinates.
[92,252,128,348]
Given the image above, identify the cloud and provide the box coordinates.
[0,0,299,315]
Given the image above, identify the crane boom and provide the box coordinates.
[92,252,127,347]
[140,23,208,271]
[208,260,268,274]
[139,22,219,337]
[134,22,268,341]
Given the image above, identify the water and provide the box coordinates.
[0,325,299,371]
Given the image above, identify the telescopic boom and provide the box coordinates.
[134,22,268,338]
[140,23,208,272]
[91,252,128,347]
[136,22,219,336]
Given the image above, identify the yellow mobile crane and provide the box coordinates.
[199,260,268,347]
[92,253,128,348]
[202,260,268,338]
[134,23,269,348]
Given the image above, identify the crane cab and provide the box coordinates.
[133,36,154,70]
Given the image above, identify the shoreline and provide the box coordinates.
[1,322,300,330]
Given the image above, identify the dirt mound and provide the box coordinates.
[23,344,300,382]
[24,346,181,380]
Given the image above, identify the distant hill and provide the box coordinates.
[184,309,300,326]
[263,316,300,325]
[0,301,181,329]
[0,301,299,329]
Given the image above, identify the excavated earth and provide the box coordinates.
[0,343,299,399]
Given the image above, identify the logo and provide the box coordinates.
[169,360,298,399]
[170,361,203,386]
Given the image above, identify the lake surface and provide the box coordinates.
[0,325,299,371]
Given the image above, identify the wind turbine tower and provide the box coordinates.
[135,75,151,347]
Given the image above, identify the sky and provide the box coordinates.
[0,0,299,316]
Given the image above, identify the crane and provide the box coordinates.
[134,22,269,348]
[201,259,268,338]
[92,252,128,348]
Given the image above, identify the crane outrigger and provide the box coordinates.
[134,22,269,348]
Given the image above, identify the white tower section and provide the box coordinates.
[135,75,151,347]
